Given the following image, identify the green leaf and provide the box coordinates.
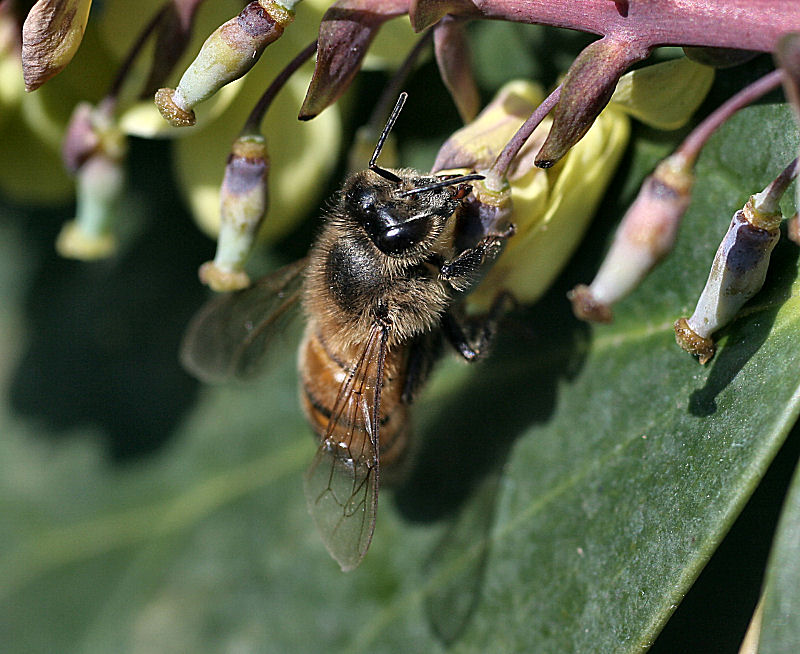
[760,459,800,654]
[1,98,798,654]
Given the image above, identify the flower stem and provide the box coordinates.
[489,84,561,180]
[366,29,434,134]
[676,69,784,166]
[241,39,318,136]
[107,3,169,104]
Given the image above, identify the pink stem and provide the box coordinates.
[490,85,561,179]
[676,69,784,165]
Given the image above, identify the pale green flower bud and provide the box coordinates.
[199,135,269,292]
[56,152,125,259]
[156,0,297,127]
[56,102,127,260]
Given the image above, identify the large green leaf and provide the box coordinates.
[760,459,800,654]
[1,86,798,654]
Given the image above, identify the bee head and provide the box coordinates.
[347,91,483,256]
[343,171,480,256]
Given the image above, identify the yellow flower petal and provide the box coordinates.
[469,105,631,311]
[610,56,715,130]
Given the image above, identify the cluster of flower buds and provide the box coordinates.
[156,0,298,127]
[674,159,797,363]
[56,100,127,259]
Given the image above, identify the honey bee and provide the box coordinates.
[181,93,513,571]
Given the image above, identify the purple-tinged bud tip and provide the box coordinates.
[157,0,294,127]
[535,36,649,168]
[200,135,270,292]
[675,203,781,364]
[299,0,409,121]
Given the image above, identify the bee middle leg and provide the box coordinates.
[439,225,515,294]
[443,292,516,362]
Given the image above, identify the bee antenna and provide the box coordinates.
[398,173,485,198]
[368,92,407,184]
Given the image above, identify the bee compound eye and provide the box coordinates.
[374,217,429,255]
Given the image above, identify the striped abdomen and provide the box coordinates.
[297,322,410,472]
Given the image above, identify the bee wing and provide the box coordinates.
[304,321,390,571]
[180,259,307,383]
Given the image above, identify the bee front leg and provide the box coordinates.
[439,225,515,294]
[443,292,516,362]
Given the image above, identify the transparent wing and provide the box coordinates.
[180,259,306,383]
[304,321,389,571]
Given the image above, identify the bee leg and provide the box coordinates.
[440,225,515,293]
[401,331,443,404]
[443,292,516,362]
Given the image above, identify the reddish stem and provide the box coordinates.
[676,69,784,165]
[241,40,318,136]
[412,0,800,53]
[490,84,561,179]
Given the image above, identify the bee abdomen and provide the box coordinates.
[298,324,409,470]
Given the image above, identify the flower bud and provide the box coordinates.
[535,36,649,168]
[56,101,127,260]
[674,198,782,364]
[155,0,296,127]
[569,154,694,322]
[56,152,126,260]
[199,134,269,292]
[22,0,93,91]
[298,0,408,120]
[434,16,479,123]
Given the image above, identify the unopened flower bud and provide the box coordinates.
[298,0,408,120]
[56,152,126,260]
[536,36,649,168]
[570,154,693,322]
[675,197,782,364]
[199,134,269,292]
[156,0,296,127]
[434,16,479,123]
[57,101,127,260]
[22,0,92,91]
